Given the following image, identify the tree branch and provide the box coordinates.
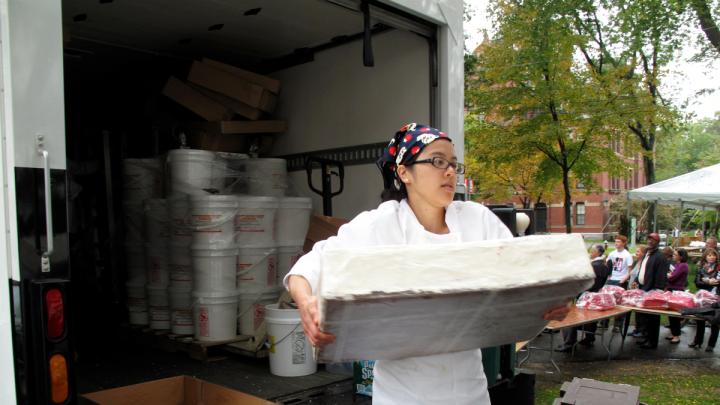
[690,0,720,54]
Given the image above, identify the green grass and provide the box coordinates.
[534,360,720,404]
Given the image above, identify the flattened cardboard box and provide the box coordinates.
[81,376,276,405]
[317,234,594,362]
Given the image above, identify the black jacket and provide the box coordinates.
[695,262,719,291]
[589,258,610,292]
[638,248,668,291]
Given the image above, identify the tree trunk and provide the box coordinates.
[643,153,656,231]
[690,0,720,54]
[562,168,572,233]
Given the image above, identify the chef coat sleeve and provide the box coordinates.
[283,207,386,295]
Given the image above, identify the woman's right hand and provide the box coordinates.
[288,275,336,348]
[297,295,336,347]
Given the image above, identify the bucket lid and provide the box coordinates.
[190,244,239,256]
[146,285,168,292]
[123,158,161,167]
[216,152,249,160]
[144,198,168,209]
[235,195,279,208]
[245,158,286,165]
[192,290,239,299]
[277,241,305,249]
[168,285,193,294]
[167,149,216,161]
[279,197,312,209]
[264,303,301,321]
[189,194,239,205]
[239,243,277,250]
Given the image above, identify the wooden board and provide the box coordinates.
[162,76,234,121]
[187,61,277,113]
[187,82,264,121]
[184,120,287,135]
[203,58,281,94]
[546,306,632,330]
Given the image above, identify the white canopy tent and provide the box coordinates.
[627,163,720,233]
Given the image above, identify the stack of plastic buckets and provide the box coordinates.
[122,158,163,326]
[144,198,170,330]
[276,197,312,285]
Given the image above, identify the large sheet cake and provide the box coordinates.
[317,234,594,362]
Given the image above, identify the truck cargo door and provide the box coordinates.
[0,0,74,403]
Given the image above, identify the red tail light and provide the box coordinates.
[45,288,65,339]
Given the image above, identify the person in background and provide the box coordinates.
[665,248,689,344]
[286,123,571,404]
[602,235,633,331]
[705,236,717,252]
[557,244,610,352]
[689,248,719,351]
[633,233,669,349]
[627,245,647,338]
[606,235,634,288]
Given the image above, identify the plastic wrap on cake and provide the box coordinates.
[316,234,595,362]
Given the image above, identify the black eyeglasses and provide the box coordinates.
[409,157,465,174]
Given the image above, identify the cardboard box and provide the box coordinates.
[203,58,281,94]
[303,215,349,252]
[187,82,264,121]
[184,120,287,135]
[163,76,235,121]
[187,61,277,113]
[81,376,277,405]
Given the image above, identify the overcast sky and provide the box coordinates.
[464,0,720,120]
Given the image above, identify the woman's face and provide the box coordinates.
[708,253,717,264]
[399,140,458,208]
[673,251,681,263]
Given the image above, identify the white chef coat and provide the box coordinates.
[284,199,513,404]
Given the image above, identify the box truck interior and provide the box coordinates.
[53,0,437,401]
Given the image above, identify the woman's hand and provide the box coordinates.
[297,295,336,347]
[288,275,336,347]
[543,301,571,321]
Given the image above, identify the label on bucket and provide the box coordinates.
[192,214,224,233]
[253,304,266,332]
[198,306,209,337]
[267,256,277,286]
[173,309,193,326]
[150,307,170,321]
[292,331,307,364]
[235,214,268,232]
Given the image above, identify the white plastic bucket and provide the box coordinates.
[122,201,145,244]
[167,149,217,195]
[192,291,239,342]
[168,243,192,288]
[145,244,169,288]
[125,243,145,283]
[169,196,192,247]
[245,158,287,197]
[190,195,238,246]
[277,243,305,286]
[237,245,278,292]
[129,311,149,326]
[266,304,317,377]
[147,286,170,330]
[191,245,239,293]
[171,309,194,335]
[123,158,162,202]
[238,289,282,336]
[276,197,312,245]
[144,198,169,246]
[216,152,248,194]
[126,281,147,313]
[169,286,194,335]
[234,196,278,246]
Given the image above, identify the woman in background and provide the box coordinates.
[665,248,688,344]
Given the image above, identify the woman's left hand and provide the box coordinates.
[543,301,571,321]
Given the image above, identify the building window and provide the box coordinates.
[576,203,585,226]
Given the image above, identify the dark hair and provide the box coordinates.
[701,247,718,264]
[662,246,674,259]
[594,244,605,255]
[676,248,688,263]
[381,182,408,202]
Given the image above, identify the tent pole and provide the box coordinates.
[702,205,707,237]
[653,201,658,233]
[677,201,684,247]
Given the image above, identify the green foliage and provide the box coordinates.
[656,113,720,181]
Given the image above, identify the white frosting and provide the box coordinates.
[319,234,594,298]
